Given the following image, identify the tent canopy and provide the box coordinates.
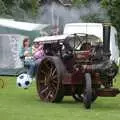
[0,18,49,39]
[0,19,48,31]
[0,19,49,75]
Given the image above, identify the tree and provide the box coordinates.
[101,0,120,49]
[0,0,7,15]
[0,0,39,21]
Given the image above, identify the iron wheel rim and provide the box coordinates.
[37,59,60,102]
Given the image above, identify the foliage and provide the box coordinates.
[82,14,105,23]
[72,0,109,23]
[0,0,120,49]
[0,0,39,21]
[101,0,120,50]
[0,0,110,23]
[0,0,7,15]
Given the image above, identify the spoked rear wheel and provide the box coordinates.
[36,57,64,102]
[83,73,92,109]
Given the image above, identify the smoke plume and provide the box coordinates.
[36,1,110,25]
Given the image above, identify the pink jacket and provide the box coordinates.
[33,45,44,59]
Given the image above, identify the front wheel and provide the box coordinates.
[83,73,92,109]
[36,56,65,103]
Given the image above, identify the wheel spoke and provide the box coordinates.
[46,91,53,100]
[49,67,54,78]
[40,86,49,94]
[40,70,46,75]
[40,79,44,84]
[52,68,57,76]
[52,74,57,80]
[50,83,57,91]
[44,62,51,70]
[44,76,47,85]
[52,79,58,84]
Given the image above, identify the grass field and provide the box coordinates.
[0,75,120,120]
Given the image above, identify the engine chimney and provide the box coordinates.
[103,24,111,54]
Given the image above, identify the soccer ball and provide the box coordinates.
[17,73,32,89]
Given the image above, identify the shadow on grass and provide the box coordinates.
[35,96,120,110]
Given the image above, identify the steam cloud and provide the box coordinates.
[36,1,110,25]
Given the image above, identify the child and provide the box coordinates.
[32,42,44,60]
[26,41,45,79]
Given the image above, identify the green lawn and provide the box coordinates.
[0,75,120,120]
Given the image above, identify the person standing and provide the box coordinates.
[19,38,33,80]
[19,38,32,62]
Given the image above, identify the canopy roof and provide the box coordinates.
[34,33,101,43]
[34,34,69,43]
[0,18,49,39]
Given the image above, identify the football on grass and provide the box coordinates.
[17,73,32,89]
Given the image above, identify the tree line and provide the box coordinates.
[0,0,120,49]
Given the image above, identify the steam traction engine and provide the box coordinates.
[36,25,119,109]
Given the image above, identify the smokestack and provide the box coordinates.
[103,24,111,54]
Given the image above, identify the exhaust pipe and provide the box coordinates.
[103,24,111,54]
